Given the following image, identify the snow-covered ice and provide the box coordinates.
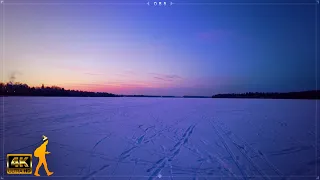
[0,97,319,180]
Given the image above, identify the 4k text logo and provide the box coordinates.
[7,154,32,174]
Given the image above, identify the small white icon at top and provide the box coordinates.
[149,1,172,6]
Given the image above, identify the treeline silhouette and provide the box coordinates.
[0,82,119,97]
[212,91,319,100]
[1,82,319,99]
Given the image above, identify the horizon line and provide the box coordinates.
[1,81,319,97]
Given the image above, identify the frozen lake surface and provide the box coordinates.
[0,97,319,180]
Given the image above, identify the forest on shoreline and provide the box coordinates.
[1,82,319,99]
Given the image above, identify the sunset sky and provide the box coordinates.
[0,0,319,96]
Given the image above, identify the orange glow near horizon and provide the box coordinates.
[0,76,186,95]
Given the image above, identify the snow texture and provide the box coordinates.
[0,97,319,180]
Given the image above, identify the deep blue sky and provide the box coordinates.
[0,0,319,95]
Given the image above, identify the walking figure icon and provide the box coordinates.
[33,135,54,176]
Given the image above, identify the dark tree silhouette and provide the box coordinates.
[1,81,318,99]
[212,91,319,100]
[0,82,119,97]
[0,82,178,97]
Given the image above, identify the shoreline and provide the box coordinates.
[1,95,319,100]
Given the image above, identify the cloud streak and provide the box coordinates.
[149,73,183,82]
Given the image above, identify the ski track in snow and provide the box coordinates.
[215,123,284,179]
[0,97,318,180]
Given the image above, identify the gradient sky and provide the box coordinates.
[0,0,319,96]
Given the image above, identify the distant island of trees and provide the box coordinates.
[212,91,319,100]
[0,82,319,99]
